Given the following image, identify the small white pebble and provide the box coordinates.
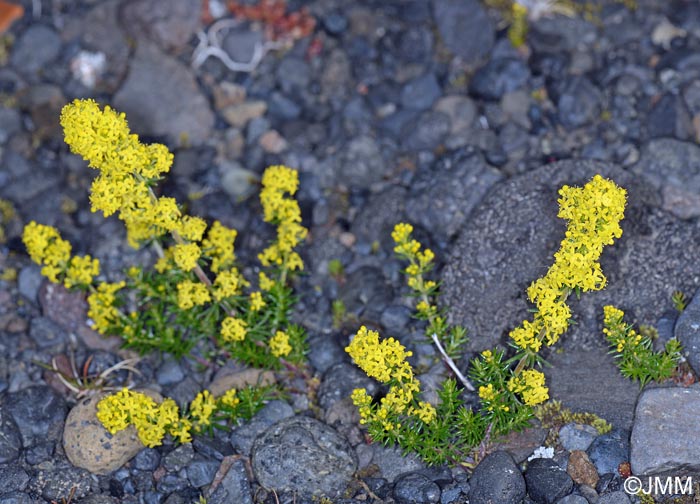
[528,446,554,461]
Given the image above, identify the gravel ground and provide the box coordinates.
[1,0,700,502]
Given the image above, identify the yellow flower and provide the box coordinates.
[411,401,436,424]
[189,390,216,432]
[259,271,275,291]
[269,330,292,357]
[345,326,414,384]
[220,389,240,408]
[249,291,266,311]
[202,221,237,273]
[507,369,549,406]
[88,281,125,333]
[172,243,201,271]
[63,255,100,289]
[213,269,244,301]
[478,384,497,402]
[220,317,247,342]
[177,280,211,310]
[391,223,413,244]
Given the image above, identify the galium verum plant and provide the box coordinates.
[346,174,628,466]
[22,99,309,445]
[23,99,307,368]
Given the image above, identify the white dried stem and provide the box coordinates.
[430,333,475,392]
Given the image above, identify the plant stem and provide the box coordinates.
[431,333,475,391]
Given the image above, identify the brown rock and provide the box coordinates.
[259,130,288,154]
[63,391,163,475]
[221,101,267,128]
[208,368,276,397]
[567,450,599,488]
[214,82,247,110]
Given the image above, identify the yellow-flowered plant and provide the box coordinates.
[347,175,627,467]
[96,385,276,447]
[602,305,682,387]
[22,99,308,369]
[20,99,309,448]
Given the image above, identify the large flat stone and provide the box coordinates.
[630,385,700,475]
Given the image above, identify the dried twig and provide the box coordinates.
[430,333,475,392]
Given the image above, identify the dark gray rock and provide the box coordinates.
[0,466,29,492]
[251,416,357,499]
[276,57,311,94]
[529,16,597,54]
[557,76,602,129]
[469,451,526,504]
[441,159,700,428]
[381,305,413,332]
[434,95,477,135]
[120,0,201,53]
[397,26,433,64]
[155,474,188,494]
[61,0,130,93]
[267,92,302,120]
[0,492,33,504]
[4,385,67,448]
[632,138,700,219]
[597,491,630,504]
[163,443,194,472]
[0,409,21,464]
[337,266,392,322]
[24,441,53,466]
[405,150,503,242]
[558,423,599,452]
[393,473,441,504]
[230,400,294,456]
[221,28,263,64]
[470,58,530,101]
[587,429,630,476]
[30,466,92,502]
[156,358,185,386]
[556,496,588,504]
[10,25,62,79]
[335,136,387,188]
[647,93,693,141]
[630,385,700,475]
[28,317,66,350]
[113,41,214,146]
[132,448,161,471]
[432,0,494,65]
[524,458,574,504]
[676,289,700,374]
[17,266,42,305]
[318,363,380,411]
[186,460,219,488]
[208,458,252,504]
[0,107,21,143]
[363,444,425,483]
[401,73,442,111]
[322,11,348,36]
[401,110,451,151]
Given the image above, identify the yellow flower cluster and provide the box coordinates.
[96,389,192,447]
[87,281,125,333]
[172,243,201,272]
[259,271,275,291]
[60,99,183,248]
[23,222,100,288]
[346,326,435,431]
[603,305,641,353]
[510,175,627,352]
[249,291,266,311]
[201,221,238,273]
[258,166,307,271]
[220,316,247,342]
[213,269,246,301]
[269,330,292,357]
[189,390,216,432]
[391,223,436,293]
[507,369,549,406]
[177,280,211,310]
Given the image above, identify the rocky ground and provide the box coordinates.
[1,0,700,502]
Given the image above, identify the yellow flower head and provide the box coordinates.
[189,390,216,432]
[177,280,211,310]
[172,243,201,272]
[220,317,247,343]
[269,330,292,357]
[345,326,414,384]
[249,291,266,311]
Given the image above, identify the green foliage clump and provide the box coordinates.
[603,305,683,388]
[346,175,627,466]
